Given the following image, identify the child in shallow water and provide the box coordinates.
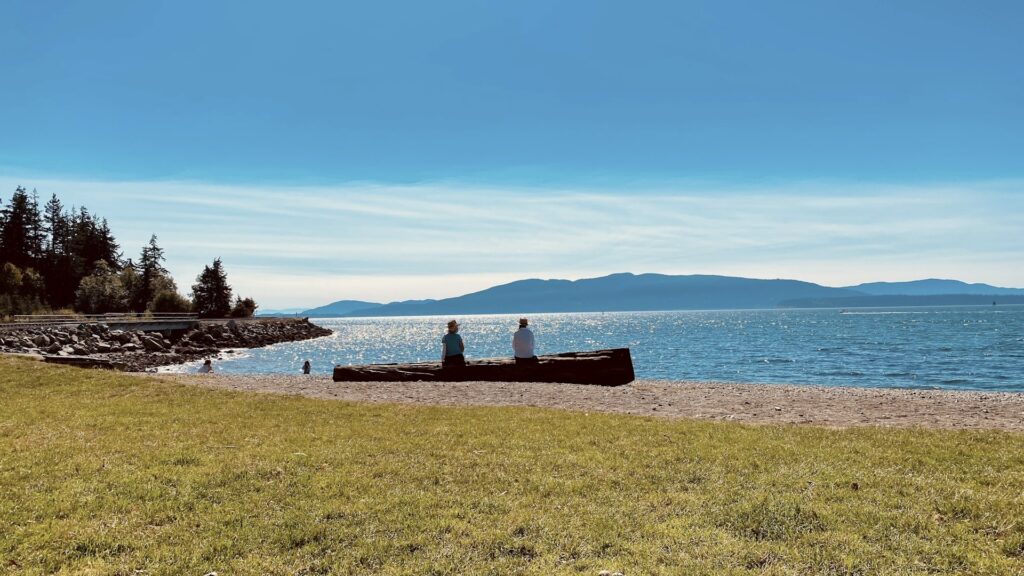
[198,359,213,373]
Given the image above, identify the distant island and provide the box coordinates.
[272,273,1024,318]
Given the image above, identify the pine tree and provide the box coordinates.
[41,193,75,308]
[0,187,45,270]
[190,258,233,318]
[132,235,168,311]
[43,193,68,256]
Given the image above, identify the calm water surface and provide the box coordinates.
[162,306,1024,391]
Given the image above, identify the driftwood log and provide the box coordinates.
[332,348,635,386]
[42,355,119,370]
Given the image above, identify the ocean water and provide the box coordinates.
[162,306,1024,392]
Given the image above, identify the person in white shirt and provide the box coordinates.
[512,318,538,364]
[198,359,213,373]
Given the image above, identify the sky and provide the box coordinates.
[1,1,1022,308]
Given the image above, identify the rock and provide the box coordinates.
[142,337,165,352]
[45,343,62,353]
[33,334,51,347]
[71,344,90,355]
[95,342,113,353]
[599,571,612,576]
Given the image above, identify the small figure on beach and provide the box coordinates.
[441,319,466,367]
[302,359,311,374]
[512,317,538,364]
[198,359,213,373]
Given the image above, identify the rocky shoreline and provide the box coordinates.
[0,318,332,371]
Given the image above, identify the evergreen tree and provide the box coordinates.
[132,235,168,311]
[43,193,69,255]
[41,193,76,308]
[0,186,45,270]
[68,207,120,278]
[191,258,233,318]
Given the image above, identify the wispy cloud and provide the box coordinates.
[1,174,1021,307]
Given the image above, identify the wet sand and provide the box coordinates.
[146,373,1024,431]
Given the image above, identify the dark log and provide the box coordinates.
[332,348,635,386]
[42,355,120,370]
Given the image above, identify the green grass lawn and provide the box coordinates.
[2,357,1023,575]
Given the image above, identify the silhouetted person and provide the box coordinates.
[302,360,311,374]
[513,317,538,364]
[441,319,466,367]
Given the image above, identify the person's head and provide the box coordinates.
[303,359,310,366]
[518,318,528,328]
[447,320,459,333]
[203,359,212,366]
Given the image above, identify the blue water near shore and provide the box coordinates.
[163,306,1024,392]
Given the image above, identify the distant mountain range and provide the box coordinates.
[300,300,385,317]
[275,274,1024,318]
[844,279,1024,296]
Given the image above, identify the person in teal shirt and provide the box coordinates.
[441,319,465,367]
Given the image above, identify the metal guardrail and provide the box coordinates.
[1,312,199,330]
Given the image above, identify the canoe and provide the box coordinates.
[332,348,635,386]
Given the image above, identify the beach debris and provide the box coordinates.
[850,482,860,491]
[774,406,782,411]
[598,571,611,576]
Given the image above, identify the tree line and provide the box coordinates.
[0,186,257,319]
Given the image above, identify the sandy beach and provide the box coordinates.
[148,373,1024,431]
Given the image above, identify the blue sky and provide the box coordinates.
[1,1,1023,307]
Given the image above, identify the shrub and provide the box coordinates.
[229,296,258,318]
[150,290,192,313]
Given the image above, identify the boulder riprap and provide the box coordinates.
[0,318,332,371]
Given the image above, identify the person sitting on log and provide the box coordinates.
[512,317,538,364]
[441,320,466,367]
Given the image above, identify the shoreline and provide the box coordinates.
[0,318,332,371]
[147,374,1024,431]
